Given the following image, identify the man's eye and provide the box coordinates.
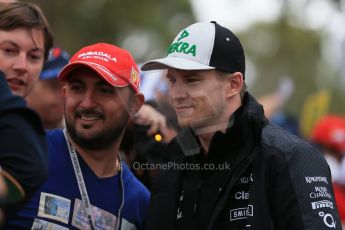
[101,88,114,94]
[2,48,17,55]
[70,85,82,92]
[29,54,43,61]
[186,78,199,83]
[167,77,176,83]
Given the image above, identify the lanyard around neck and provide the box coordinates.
[63,129,96,230]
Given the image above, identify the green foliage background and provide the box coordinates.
[25,0,345,136]
[25,0,195,62]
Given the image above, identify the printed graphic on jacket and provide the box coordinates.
[304,176,337,229]
[222,170,254,229]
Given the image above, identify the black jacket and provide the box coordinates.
[0,72,48,216]
[147,92,341,230]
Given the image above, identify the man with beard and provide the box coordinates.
[5,43,150,230]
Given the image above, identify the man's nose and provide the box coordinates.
[170,80,188,100]
[80,90,97,108]
[13,53,28,71]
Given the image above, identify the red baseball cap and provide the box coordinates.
[311,115,345,154]
[58,43,140,93]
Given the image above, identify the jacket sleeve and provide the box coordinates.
[272,141,342,230]
[0,72,48,210]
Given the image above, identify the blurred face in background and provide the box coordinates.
[0,27,45,97]
[26,78,65,129]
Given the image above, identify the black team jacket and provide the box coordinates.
[0,72,48,217]
[147,92,342,230]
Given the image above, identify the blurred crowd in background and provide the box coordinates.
[1,0,345,227]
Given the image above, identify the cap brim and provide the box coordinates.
[141,56,215,71]
[58,61,129,88]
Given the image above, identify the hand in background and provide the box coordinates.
[134,104,167,136]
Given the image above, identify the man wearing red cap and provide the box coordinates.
[6,43,149,230]
[311,115,345,226]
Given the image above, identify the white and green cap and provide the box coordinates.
[141,21,245,76]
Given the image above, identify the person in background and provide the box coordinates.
[0,1,53,219]
[6,43,150,230]
[141,21,342,229]
[121,67,179,189]
[258,77,300,136]
[311,115,345,226]
[27,47,70,130]
[121,99,179,190]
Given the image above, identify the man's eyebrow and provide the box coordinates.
[95,81,114,87]
[0,40,19,47]
[0,40,43,54]
[30,47,43,53]
[67,79,83,84]
[182,72,204,79]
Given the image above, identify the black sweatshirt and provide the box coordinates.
[0,72,48,217]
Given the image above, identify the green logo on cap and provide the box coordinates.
[178,30,189,41]
[168,30,196,56]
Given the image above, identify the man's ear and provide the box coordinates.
[130,93,145,116]
[225,72,244,98]
[62,84,67,97]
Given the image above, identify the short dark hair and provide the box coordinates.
[0,1,54,61]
